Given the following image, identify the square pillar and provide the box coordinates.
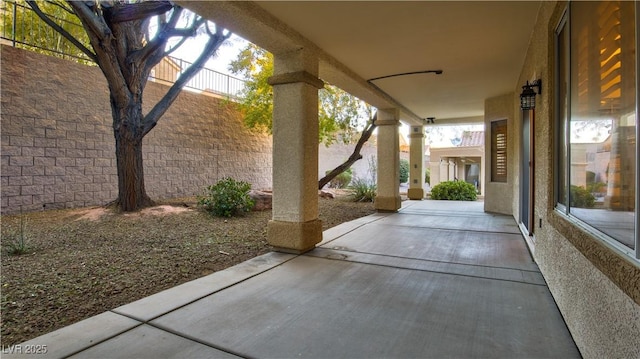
[267,49,324,253]
[408,125,425,200]
[375,109,401,212]
[439,158,449,182]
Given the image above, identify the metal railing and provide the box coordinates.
[0,0,94,62]
[0,0,246,100]
[151,55,247,101]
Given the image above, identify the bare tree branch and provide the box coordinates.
[141,29,232,136]
[66,1,112,40]
[204,22,216,37]
[204,22,231,39]
[165,25,206,38]
[129,7,193,66]
[164,36,189,57]
[318,114,377,189]
[28,0,236,211]
[44,0,74,15]
[66,2,130,107]
[26,0,97,62]
[105,1,173,23]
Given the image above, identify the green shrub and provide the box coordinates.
[586,181,606,194]
[425,168,431,184]
[399,159,409,183]
[430,180,477,201]
[570,185,595,208]
[3,216,31,256]
[349,177,376,202]
[326,168,353,189]
[198,177,255,217]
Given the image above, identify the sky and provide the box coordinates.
[426,124,484,148]
[168,32,248,78]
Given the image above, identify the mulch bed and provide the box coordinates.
[0,196,375,346]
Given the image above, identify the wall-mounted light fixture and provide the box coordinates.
[425,117,435,124]
[520,79,542,110]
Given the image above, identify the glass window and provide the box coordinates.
[556,14,569,207]
[491,120,507,182]
[556,1,637,255]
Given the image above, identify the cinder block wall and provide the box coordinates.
[318,141,378,183]
[1,45,272,214]
[317,139,409,186]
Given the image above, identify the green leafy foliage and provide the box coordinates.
[425,168,431,184]
[318,84,366,145]
[570,185,596,208]
[229,43,274,133]
[198,178,256,217]
[326,168,352,189]
[2,215,31,256]
[349,177,376,202]
[430,181,477,201]
[4,0,93,64]
[586,181,606,194]
[229,43,369,146]
[349,156,377,202]
[399,159,409,183]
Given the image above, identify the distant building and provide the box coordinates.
[149,57,181,86]
[428,131,484,196]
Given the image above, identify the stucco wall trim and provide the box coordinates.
[549,210,640,305]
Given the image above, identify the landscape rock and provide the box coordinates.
[249,190,272,211]
[319,189,336,199]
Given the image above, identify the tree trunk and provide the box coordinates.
[28,1,230,212]
[112,102,154,212]
[318,119,377,189]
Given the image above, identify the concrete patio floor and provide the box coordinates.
[7,200,581,358]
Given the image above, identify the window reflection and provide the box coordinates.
[556,17,568,207]
[569,1,636,249]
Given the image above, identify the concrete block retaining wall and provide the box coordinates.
[1,45,272,214]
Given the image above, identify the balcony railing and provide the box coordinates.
[0,0,246,100]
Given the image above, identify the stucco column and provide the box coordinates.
[448,159,456,180]
[429,161,439,188]
[266,49,324,253]
[375,109,401,211]
[407,125,425,200]
[440,157,449,182]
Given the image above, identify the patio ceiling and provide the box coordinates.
[180,1,541,126]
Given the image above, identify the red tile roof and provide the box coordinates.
[459,131,484,147]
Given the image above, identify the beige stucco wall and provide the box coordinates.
[318,140,378,184]
[516,2,640,358]
[484,93,515,215]
[1,45,272,214]
[318,138,409,187]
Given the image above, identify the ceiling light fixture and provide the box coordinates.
[425,117,435,124]
[520,79,541,110]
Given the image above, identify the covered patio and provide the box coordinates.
[4,0,638,356]
[8,200,580,358]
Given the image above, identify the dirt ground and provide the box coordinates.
[0,195,375,346]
